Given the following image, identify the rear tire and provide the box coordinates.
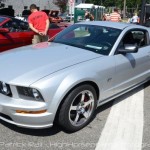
[58,84,97,132]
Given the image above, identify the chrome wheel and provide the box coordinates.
[58,84,97,132]
[69,90,95,126]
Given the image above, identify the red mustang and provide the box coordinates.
[0,15,65,52]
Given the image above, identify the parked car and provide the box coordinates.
[0,15,65,52]
[0,21,149,132]
[49,10,63,23]
[66,14,74,21]
[59,13,70,22]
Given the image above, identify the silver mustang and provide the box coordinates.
[0,21,150,132]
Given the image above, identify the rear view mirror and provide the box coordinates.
[0,28,9,33]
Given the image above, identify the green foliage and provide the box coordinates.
[53,0,68,13]
[85,0,142,10]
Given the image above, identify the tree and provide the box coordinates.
[85,0,101,5]
[86,0,143,17]
[85,0,142,10]
[53,0,68,13]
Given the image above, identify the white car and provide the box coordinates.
[66,14,74,20]
[0,21,150,132]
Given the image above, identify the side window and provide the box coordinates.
[131,30,147,47]
[119,29,148,49]
[2,20,21,32]
[13,18,29,31]
[49,23,59,29]
[2,20,13,28]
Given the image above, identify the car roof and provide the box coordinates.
[77,21,140,30]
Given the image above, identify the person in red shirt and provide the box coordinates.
[28,4,50,44]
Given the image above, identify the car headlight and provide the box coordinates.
[32,88,42,100]
[0,81,12,96]
[17,86,44,101]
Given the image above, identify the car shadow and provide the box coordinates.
[0,120,62,136]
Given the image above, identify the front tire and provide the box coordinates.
[58,84,97,132]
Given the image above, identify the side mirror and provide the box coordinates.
[118,44,138,54]
[0,28,9,33]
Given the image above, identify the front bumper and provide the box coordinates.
[0,94,54,129]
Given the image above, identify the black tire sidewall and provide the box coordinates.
[58,84,97,132]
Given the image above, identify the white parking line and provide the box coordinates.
[95,88,144,150]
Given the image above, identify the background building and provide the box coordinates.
[2,0,59,15]
[68,0,83,14]
[0,0,84,16]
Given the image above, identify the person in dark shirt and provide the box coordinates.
[84,11,94,21]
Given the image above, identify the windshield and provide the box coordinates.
[53,24,121,55]
[0,17,7,24]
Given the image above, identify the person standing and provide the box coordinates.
[103,13,110,21]
[28,4,50,44]
[84,11,91,21]
[102,14,107,21]
[131,13,139,24]
[84,10,94,21]
[110,8,121,22]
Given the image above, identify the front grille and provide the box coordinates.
[0,113,13,121]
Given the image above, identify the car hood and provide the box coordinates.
[0,42,101,86]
